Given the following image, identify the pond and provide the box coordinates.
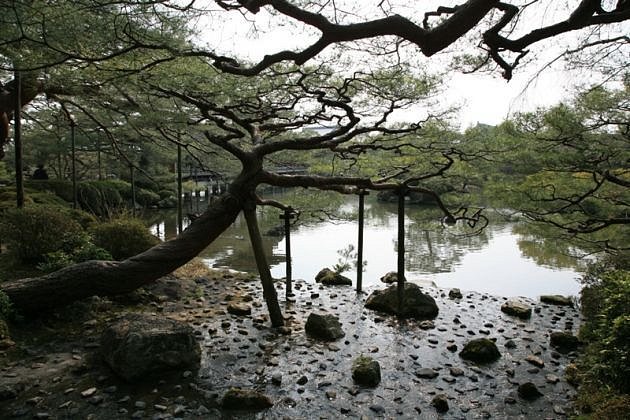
[147,194,583,299]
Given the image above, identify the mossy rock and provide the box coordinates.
[221,388,273,410]
[549,331,580,353]
[315,268,352,286]
[352,356,381,387]
[459,338,501,363]
[365,282,438,320]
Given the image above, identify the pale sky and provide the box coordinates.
[193,1,620,130]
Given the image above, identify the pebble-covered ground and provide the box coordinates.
[0,267,582,419]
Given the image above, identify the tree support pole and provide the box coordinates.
[397,188,407,315]
[70,120,77,209]
[280,207,295,299]
[356,190,369,293]
[130,165,136,217]
[243,201,285,327]
[177,144,183,234]
[14,70,23,209]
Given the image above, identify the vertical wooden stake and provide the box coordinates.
[280,207,296,299]
[70,120,77,209]
[397,188,406,315]
[357,190,369,293]
[130,165,136,217]
[177,144,183,234]
[14,71,23,208]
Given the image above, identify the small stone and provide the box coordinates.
[459,338,501,363]
[525,355,544,368]
[501,300,532,319]
[518,382,543,400]
[545,374,560,384]
[352,356,381,387]
[369,404,386,414]
[446,344,458,352]
[415,368,439,379]
[449,367,464,377]
[305,313,345,341]
[221,389,273,410]
[297,375,308,385]
[540,295,573,307]
[81,388,97,398]
[449,288,463,299]
[431,394,449,413]
[271,373,282,385]
[227,302,252,316]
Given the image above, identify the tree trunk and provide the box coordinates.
[1,193,242,314]
[242,201,285,327]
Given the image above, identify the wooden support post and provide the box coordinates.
[70,120,77,209]
[177,144,183,234]
[96,136,102,181]
[14,71,23,209]
[130,165,136,217]
[397,188,407,315]
[356,190,369,293]
[280,207,296,299]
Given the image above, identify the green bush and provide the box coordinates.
[0,290,13,320]
[0,206,85,263]
[90,218,160,260]
[38,237,112,272]
[576,257,630,417]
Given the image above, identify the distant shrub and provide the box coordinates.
[0,206,85,263]
[38,234,112,272]
[0,290,13,320]
[90,218,159,260]
[134,188,160,207]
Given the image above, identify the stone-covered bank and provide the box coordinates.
[0,268,581,419]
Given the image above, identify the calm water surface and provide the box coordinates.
[148,196,582,298]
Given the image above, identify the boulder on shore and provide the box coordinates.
[550,331,581,353]
[365,282,438,320]
[501,300,532,319]
[459,338,501,363]
[380,271,403,284]
[315,268,352,286]
[221,388,273,410]
[448,288,463,299]
[305,312,345,341]
[101,313,200,382]
[352,356,381,387]
[540,295,574,307]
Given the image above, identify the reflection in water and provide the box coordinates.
[147,195,582,298]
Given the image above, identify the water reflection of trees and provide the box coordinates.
[368,199,494,274]
[513,223,586,271]
[143,192,584,276]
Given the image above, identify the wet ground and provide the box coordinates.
[0,267,581,419]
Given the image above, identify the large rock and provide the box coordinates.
[305,313,345,341]
[315,268,352,286]
[100,313,200,382]
[352,356,381,387]
[459,338,501,363]
[550,331,580,353]
[540,295,573,307]
[380,271,403,284]
[221,388,273,410]
[501,300,532,319]
[365,282,438,319]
